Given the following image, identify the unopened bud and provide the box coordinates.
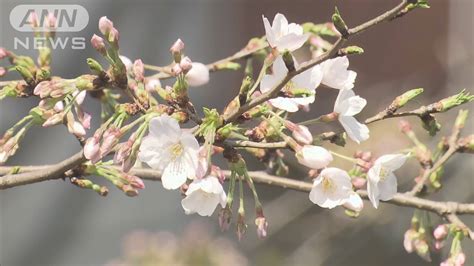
[433,224,449,240]
[132,59,145,82]
[255,216,268,239]
[91,34,106,55]
[332,7,348,37]
[170,38,185,62]
[98,16,114,35]
[179,56,193,73]
[218,208,232,232]
[285,121,313,145]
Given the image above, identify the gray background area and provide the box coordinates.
[1,0,473,265]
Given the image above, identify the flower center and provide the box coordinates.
[379,167,390,181]
[169,142,184,160]
[322,176,336,193]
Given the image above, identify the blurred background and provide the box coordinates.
[1,0,473,265]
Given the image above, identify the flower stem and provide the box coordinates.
[330,151,357,163]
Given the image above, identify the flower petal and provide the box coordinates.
[338,116,370,143]
[275,33,309,52]
[161,159,189,190]
[378,173,398,201]
[376,154,407,171]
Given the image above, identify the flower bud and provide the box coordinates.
[91,34,106,55]
[145,78,161,92]
[179,56,193,73]
[125,174,145,189]
[414,239,431,262]
[132,59,145,82]
[236,213,247,241]
[171,64,182,76]
[295,145,333,169]
[170,38,185,55]
[29,11,39,28]
[433,224,449,240]
[98,16,114,35]
[434,240,444,250]
[108,28,120,48]
[42,113,64,127]
[122,184,139,197]
[351,177,367,189]
[46,12,57,29]
[455,252,466,266]
[285,121,313,145]
[100,127,121,157]
[403,229,417,253]
[84,134,101,163]
[186,62,209,87]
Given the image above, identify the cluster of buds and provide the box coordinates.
[34,81,91,138]
[403,216,432,262]
[85,164,145,196]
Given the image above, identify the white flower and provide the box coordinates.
[367,154,407,208]
[296,145,333,169]
[181,175,227,216]
[309,167,353,209]
[260,56,322,112]
[186,62,209,87]
[343,191,364,212]
[333,89,369,143]
[320,56,356,90]
[138,115,200,190]
[263,13,309,52]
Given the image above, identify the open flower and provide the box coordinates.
[263,13,309,52]
[181,175,226,216]
[309,167,353,209]
[138,115,200,190]
[186,62,209,87]
[367,154,407,208]
[260,56,322,112]
[320,56,356,90]
[333,89,369,143]
[296,145,333,169]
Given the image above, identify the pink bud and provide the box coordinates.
[170,38,185,54]
[70,121,86,137]
[98,16,114,35]
[403,229,417,253]
[132,59,145,82]
[29,11,39,28]
[42,113,64,127]
[145,78,161,92]
[100,127,121,157]
[53,101,64,112]
[286,121,313,145]
[0,67,6,77]
[434,240,444,250]
[119,55,133,70]
[108,27,120,47]
[172,64,182,76]
[433,224,449,240]
[77,110,91,129]
[351,177,367,189]
[255,216,268,239]
[0,48,7,60]
[125,174,145,189]
[34,81,52,98]
[455,252,466,266]
[84,135,101,163]
[91,34,106,55]
[46,12,56,28]
[179,56,193,73]
[236,214,247,241]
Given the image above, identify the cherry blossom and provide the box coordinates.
[367,153,407,208]
[181,175,226,216]
[262,13,309,52]
[186,62,209,87]
[333,89,370,143]
[260,56,322,112]
[320,56,357,90]
[309,167,353,209]
[138,115,200,190]
[296,145,333,169]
